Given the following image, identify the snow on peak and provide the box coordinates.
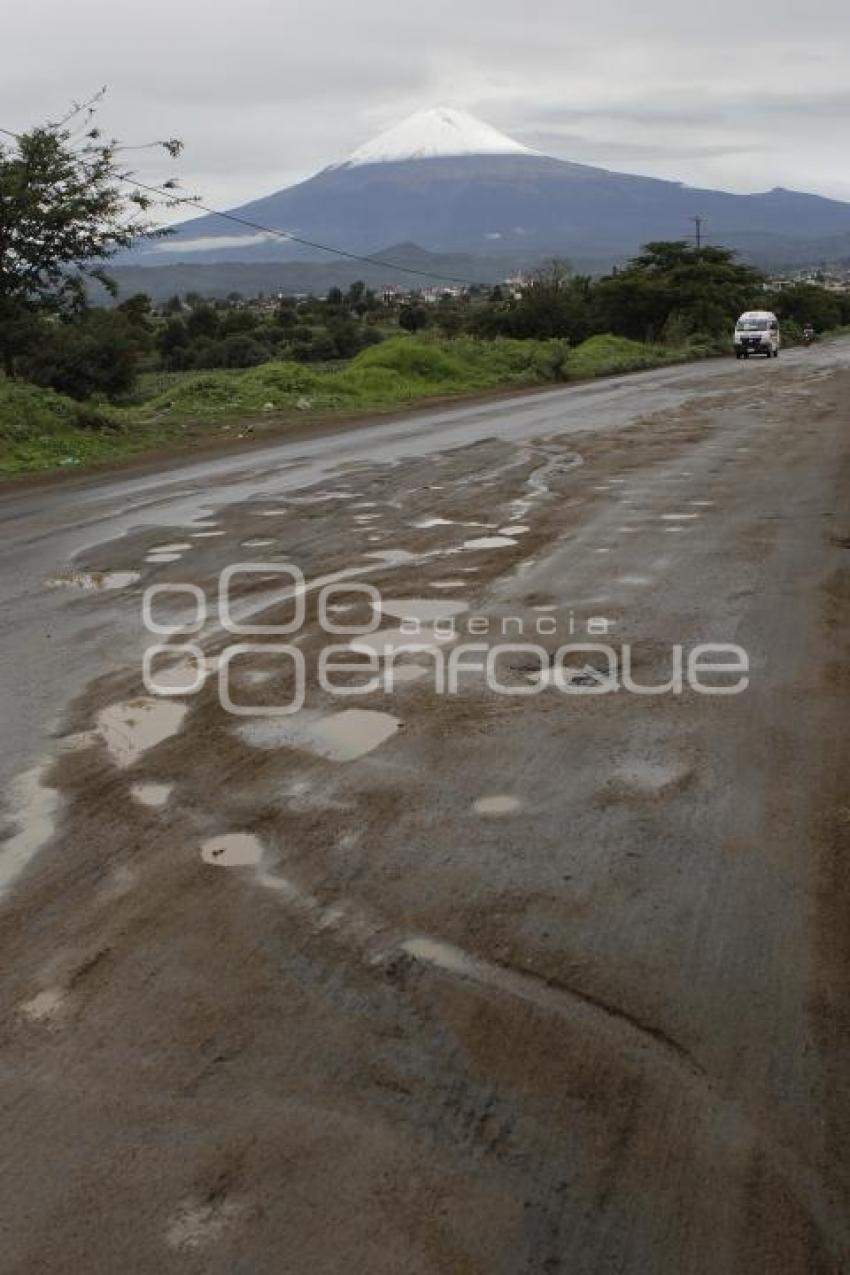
[337,107,539,168]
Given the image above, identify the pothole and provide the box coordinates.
[19,988,66,1024]
[377,598,469,623]
[95,699,187,769]
[200,833,263,867]
[350,627,456,658]
[473,795,522,816]
[46,570,141,591]
[130,782,174,809]
[462,535,517,550]
[237,708,402,763]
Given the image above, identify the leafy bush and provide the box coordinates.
[20,311,143,400]
[567,334,671,378]
[0,376,127,474]
[0,375,119,435]
[353,337,467,382]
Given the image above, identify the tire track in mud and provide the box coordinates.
[252,863,850,1270]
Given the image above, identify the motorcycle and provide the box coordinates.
[802,327,815,346]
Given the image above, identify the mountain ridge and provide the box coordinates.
[125,107,850,279]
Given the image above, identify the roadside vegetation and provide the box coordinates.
[3,102,850,477]
[0,328,712,477]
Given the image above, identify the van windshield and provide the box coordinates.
[737,319,770,331]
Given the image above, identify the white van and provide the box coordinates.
[734,310,780,358]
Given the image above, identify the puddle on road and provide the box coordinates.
[241,538,276,548]
[58,731,97,754]
[96,699,187,769]
[350,627,456,658]
[612,760,693,797]
[146,552,184,564]
[145,657,205,694]
[661,513,700,521]
[0,762,59,898]
[364,549,418,565]
[191,530,226,538]
[499,525,530,535]
[19,988,66,1024]
[286,491,354,506]
[473,795,522,816]
[431,580,466,590]
[201,833,263,868]
[131,782,174,809]
[47,570,141,592]
[377,598,469,623]
[410,516,457,528]
[402,937,480,977]
[462,535,517,550]
[150,542,193,553]
[238,708,401,763]
[242,669,277,686]
[385,664,430,685]
[166,1197,245,1252]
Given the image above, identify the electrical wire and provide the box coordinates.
[122,175,484,287]
[1,123,486,288]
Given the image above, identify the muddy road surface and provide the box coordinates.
[1,343,849,1273]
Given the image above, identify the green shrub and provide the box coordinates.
[353,337,467,382]
[20,312,143,400]
[568,334,674,378]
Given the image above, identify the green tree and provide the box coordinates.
[472,263,590,343]
[592,242,764,342]
[0,94,183,375]
[185,302,219,340]
[20,309,142,400]
[767,282,844,332]
[399,304,430,333]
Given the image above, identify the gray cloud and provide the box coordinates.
[3,0,849,220]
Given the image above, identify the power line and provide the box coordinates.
[1,123,484,288]
[123,175,484,287]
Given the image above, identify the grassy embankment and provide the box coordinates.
[0,333,708,478]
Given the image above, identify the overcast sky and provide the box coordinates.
[4,0,849,223]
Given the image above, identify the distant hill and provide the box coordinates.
[103,244,521,302]
[120,106,850,288]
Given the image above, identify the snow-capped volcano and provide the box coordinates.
[129,105,850,279]
[335,106,539,167]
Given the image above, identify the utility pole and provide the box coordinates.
[692,216,704,250]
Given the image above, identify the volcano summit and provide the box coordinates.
[133,106,850,274]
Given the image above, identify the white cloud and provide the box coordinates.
[2,0,848,218]
[152,232,282,253]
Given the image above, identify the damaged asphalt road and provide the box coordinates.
[0,342,849,1273]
